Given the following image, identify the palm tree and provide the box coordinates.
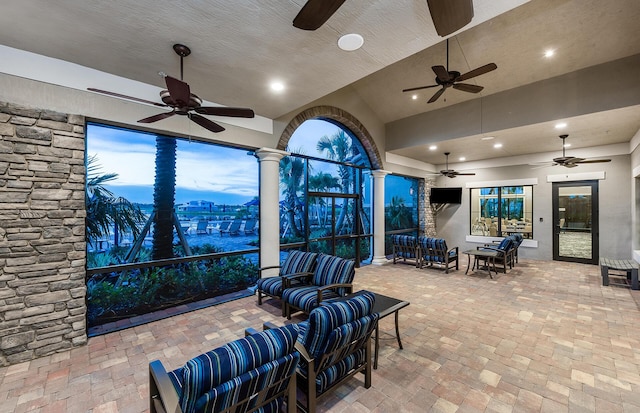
[151,137,177,260]
[308,172,340,226]
[279,155,305,239]
[316,130,357,234]
[85,155,146,248]
[386,196,414,230]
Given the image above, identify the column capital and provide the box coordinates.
[370,169,392,179]
[255,147,290,162]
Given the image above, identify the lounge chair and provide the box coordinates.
[195,220,208,235]
[216,220,230,236]
[221,219,242,236]
[243,218,257,235]
[149,324,299,413]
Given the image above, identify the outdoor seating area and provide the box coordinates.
[3,259,640,412]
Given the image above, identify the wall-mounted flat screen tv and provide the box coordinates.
[430,187,462,204]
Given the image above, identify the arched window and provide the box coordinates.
[280,119,372,265]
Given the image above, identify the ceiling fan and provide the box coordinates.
[293,0,472,36]
[431,152,476,178]
[548,134,612,168]
[402,38,497,103]
[87,44,254,133]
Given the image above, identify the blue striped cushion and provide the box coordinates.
[497,237,513,251]
[311,254,355,295]
[298,291,375,359]
[172,324,299,413]
[392,235,417,258]
[281,286,342,314]
[256,276,284,297]
[280,250,318,275]
[194,353,299,413]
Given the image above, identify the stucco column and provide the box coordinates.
[371,170,391,265]
[255,148,289,277]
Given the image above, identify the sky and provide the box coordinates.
[86,120,414,207]
[86,123,259,205]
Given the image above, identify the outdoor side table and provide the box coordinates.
[463,249,500,278]
[370,292,410,370]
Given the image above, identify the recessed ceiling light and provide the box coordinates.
[412,94,418,100]
[555,122,567,129]
[338,33,364,51]
[459,157,466,161]
[481,136,495,140]
[563,143,571,148]
[544,49,555,58]
[494,143,503,149]
[270,81,285,92]
[429,145,437,151]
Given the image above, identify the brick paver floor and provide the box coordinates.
[1,259,640,412]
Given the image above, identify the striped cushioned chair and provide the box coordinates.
[391,234,419,266]
[256,250,318,315]
[149,324,300,413]
[281,254,355,319]
[294,290,379,413]
[478,236,514,273]
[418,237,459,273]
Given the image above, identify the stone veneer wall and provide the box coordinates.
[0,101,87,367]
[420,178,437,237]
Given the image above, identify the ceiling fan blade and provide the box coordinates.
[188,113,225,133]
[87,88,167,107]
[575,159,612,164]
[138,111,176,123]
[428,88,446,103]
[455,172,476,176]
[453,83,484,93]
[432,65,449,82]
[402,84,439,93]
[165,76,191,106]
[293,0,346,30]
[194,106,255,118]
[456,63,498,82]
[427,0,474,37]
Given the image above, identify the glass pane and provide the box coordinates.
[309,196,333,240]
[558,186,592,259]
[385,175,418,231]
[279,156,306,243]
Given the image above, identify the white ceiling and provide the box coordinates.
[1,0,639,167]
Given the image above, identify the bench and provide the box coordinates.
[600,258,639,290]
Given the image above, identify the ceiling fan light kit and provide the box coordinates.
[402,38,497,103]
[87,44,255,133]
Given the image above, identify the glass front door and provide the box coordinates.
[552,181,599,264]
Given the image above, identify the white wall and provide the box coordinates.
[434,155,632,261]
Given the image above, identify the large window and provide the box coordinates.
[85,123,259,331]
[384,174,420,255]
[470,186,533,238]
[283,119,372,264]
